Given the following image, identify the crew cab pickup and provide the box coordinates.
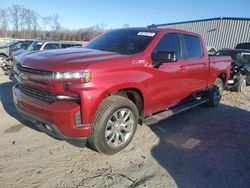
[12,28,231,154]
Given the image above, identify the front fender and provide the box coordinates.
[80,81,148,125]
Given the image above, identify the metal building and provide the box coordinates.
[155,17,250,53]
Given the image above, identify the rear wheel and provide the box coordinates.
[206,78,224,107]
[235,75,247,92]
[88,95,138,155]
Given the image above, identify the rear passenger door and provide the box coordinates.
[181,34,209,91]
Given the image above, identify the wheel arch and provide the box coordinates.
[217,72,227,86]
[110,88,144,124]
[82,84,146,125]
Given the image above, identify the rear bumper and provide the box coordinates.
[12,84,91,147]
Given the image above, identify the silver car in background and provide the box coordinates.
[1,40,82,75]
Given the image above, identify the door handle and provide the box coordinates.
[201,64,208,68]
[179,66,185,70]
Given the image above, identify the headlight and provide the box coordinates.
[53,71,92,82]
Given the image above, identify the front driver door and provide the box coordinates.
[148,33,191,114]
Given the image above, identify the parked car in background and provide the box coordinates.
[0,40,34,59]
[13,28,231,154]
[236,42,250,50]
[215,49,250,92]
[0,40,34,74]
[0,40,16,48]
[27,40,82,51]
[1,40,82,75]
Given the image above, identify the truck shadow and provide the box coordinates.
[150,104,250,188]
[0,81,41,132]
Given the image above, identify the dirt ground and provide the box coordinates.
[0,69,250,188]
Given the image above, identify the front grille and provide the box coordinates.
[16,63,52,76]
[17,84,56,103]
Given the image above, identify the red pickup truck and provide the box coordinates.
[12,28,231,154]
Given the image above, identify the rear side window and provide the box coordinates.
[242,53,250,63]
[61,44,73,48]
[236,43,250,50]
[153,33,181,59]
[183,34,202,59]
[43,43,60,50]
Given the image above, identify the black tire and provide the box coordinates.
[88,95,139,155]
[235,75,247,92]
[206,78,224,107]
[247,76,250,86]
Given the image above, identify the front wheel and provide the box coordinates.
[88,95,138,155]
[0,55,7,70]
[205,78,224,107]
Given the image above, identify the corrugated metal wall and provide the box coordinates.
[159,18,250,51]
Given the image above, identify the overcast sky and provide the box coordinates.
[1,0,250,29]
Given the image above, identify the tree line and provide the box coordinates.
[0,5,117,41]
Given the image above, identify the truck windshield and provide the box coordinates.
[85,29,157,55]
[0,41,17,48]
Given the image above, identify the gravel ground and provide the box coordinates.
[0,69,250,188]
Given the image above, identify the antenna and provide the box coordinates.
[147,24,157,29]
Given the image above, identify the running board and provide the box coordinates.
[144,98,208,125]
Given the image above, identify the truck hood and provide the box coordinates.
[16,48,127,71]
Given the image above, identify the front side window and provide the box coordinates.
[153,33,181,60]
[22,41,33,50]
[43,43,60,50]
[85,29,157,55]
[27,41,44,51]
[183,34,202,59]
[10,42,22,50]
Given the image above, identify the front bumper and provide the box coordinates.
[12,84,91,147]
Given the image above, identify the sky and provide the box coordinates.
[1,0,250,29]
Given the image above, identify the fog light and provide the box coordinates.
[75,111,82,127]
[45,124,53,131]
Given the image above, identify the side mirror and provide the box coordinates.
[152,51,177,68]
[154,51,177,62]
